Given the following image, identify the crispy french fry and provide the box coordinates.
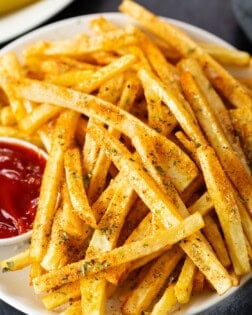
[42,281,81,310]
[60,300,82,315]
[197,145,250,275]
[64,146,97,228]
[0,106,16,126]
[18,102,62,134]
[122,246,183,315]
[61,183,90,239]
[151,283,178,315]
[25,27,138,57]
[199,42,250,67]
[0,248,30,272]
[30,110,79,261]
[174,256,196,304]
[203,215,231,268]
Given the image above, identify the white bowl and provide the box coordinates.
[0,137,47,247]
[0,12,251,315]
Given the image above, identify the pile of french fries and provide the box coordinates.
[0,0,252,314]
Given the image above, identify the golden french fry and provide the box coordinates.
[199,42,250,66]
[64,146,97,228]
[174,256,196,304]
[122,246,183,315]
[30,110,79,261]
[203,215,231,268]
[151,283,178,315]
[0,248,30,272]
[19,103,62,134]
[42,281,80,310]
[197,145,250,275]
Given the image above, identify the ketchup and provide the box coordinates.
[0,141,46,238]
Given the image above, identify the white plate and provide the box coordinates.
[0,12,251,315]
[0,0,74,44]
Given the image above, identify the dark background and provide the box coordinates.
[1,0,252,314]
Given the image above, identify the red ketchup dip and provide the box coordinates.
[0,140,46,239]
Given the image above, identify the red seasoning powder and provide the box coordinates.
[0,141,46,238]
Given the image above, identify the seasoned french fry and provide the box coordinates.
[0,248,30,272]
[122,246,183,315]
[42,281,81,310]
[61,183,90,239]
[0,106,16,126]
[30,110,79,261]
[82,74,124,175]
[19,103,62,134]
[64,146,97,228]
[174,256,196,304]
[199,42,250,67]
[60,300,82,315]
[197,145,250,275]
[203,215,231,268]
[151,283,178,315]
[25,27,139,57]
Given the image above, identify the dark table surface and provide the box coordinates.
[0,0,252,314]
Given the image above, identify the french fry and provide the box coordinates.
[60,300,82,315]
[64,146,97,228]
[60,183,90,239]
[203,215,231,268]
[41,208,70,271]
[82,74,124,175]
[0,106,16,126]
[197,145,250,275]
[0,248,30,272]
[30,110,79,261]
[189,192,213,216]
[80,179,136,315]
[24,27,139,56]
[18,102,62,134]
[199,42,250,67]
[122,246,183,315]
[174,256,196,304]
[151,283,178,315]
[42,281,81,310]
